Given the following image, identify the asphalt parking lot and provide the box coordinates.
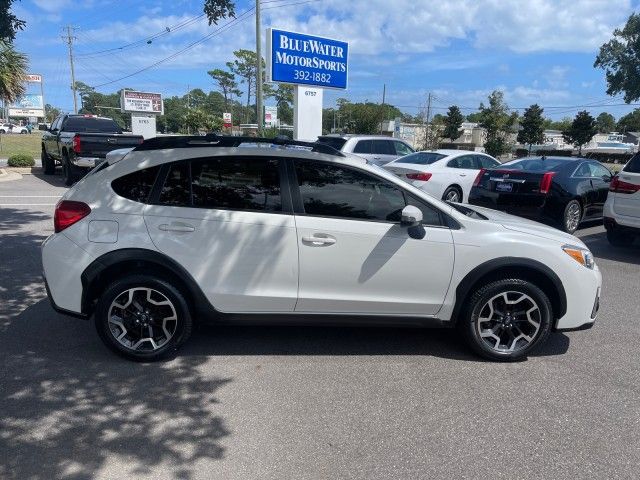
[1,172,639,480]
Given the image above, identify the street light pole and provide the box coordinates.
[255,0,263,136]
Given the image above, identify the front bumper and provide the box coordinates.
[554,264,602,331]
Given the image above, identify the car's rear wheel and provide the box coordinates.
[563,199,582,234]
[607,228,635,247]
[459,278,552,361]
[62,153,75,186]
[41,148,55,175]
[442,186,462,203]
[95,275,193,361]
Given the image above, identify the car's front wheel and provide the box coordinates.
[459,278,552,361]
[95,275,193,361]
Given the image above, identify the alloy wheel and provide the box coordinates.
[565,202,581,232]
[445,189,461,202]
[107,287,178,352]
[475,291,541,354]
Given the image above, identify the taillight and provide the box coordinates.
[473,168,486,186]
[610,175,640,194]
[72,135,81,154]
[539,172,556,194]
[54,200,91,233]
[406,172,432,181]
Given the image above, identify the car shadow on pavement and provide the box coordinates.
[183,323,570,362]
[0,213,231,480]
[579,231,640,266]
[30,171,68,188]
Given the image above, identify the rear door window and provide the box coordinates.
[191,157,282,212]
[353,140,373,154]
[159,162,190,206]
[371,140,396,155]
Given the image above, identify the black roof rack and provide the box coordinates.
[134,134,346,157]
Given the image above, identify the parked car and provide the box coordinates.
[383,150,500,203]
[469,156,613,233]
[317,135,414,166]
[0,122,28,134]
[41,114,144,185]
[42,135,601,362]
[604,153,640,246]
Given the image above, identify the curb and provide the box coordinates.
[3,166,42,174]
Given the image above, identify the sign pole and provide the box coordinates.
[255,0,263,136]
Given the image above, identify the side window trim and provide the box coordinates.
[288,158,448,227]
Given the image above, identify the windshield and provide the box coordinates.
[392,152,446,165]
[501,158,570,172]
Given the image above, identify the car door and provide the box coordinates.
[447,154,481,200]
[352,139,374,163]
[45,116,62,159]
[291,159,455,316]
[143,155,299,313]
[572,162,599,218]
[588,162,613,216]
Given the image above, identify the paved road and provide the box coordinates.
[1,173,639,480]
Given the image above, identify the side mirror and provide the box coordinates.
[603,174,612,183]
[401,205,423,227]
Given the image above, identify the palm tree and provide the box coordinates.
[0,41,28,104]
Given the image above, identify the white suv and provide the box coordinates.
[42,135,601,362]
[317,135,415,166]
[604,154,640,246]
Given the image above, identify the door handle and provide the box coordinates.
[302,235,336,245]
[159,223,195,233]
[460,173,467,177]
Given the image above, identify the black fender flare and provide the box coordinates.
[450,257,567,323]
[80,248,216,317]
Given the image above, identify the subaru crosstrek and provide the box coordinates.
[42,135,602,362]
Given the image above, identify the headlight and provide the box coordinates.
[562,245,595,269]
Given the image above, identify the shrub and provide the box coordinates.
[7,153,35,167]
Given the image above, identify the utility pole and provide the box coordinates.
[425,92,433,149]
[255,0,263,136]
[379,83,386,134]
[63,26,78,114]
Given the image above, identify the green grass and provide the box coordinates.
[0,131,43,159]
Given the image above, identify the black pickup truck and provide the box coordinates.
[41,114,144,185]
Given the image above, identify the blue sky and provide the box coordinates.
[11,0,640,120]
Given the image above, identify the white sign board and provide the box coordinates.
[265,106,278,127]
[121,91,164,115]
[293,86,323,141]
[131,113,157,139]
[223,112,232,127]
[24,74,42,83]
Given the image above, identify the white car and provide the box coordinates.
[383,150,501,203]
[0,123,28,134]
[604,154,640,246]
[42,135,601,362]
[317,135,415,166]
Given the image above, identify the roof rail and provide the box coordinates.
[134,133,346,157]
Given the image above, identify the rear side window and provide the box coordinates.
[317,137,347,151]
[191,157,282,212]
[111,166,161,203]
[624,154,640,173]
[159,162,190,206]
[476,155,500,169]
[353,140,373,154]
[398,152,445,165]
[371,140,395,155]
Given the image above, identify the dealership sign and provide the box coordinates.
[266,28,348,90]
[8,93,44,118]
[121,91,164,114]
[24,74,42,83]
[223,112,232,128]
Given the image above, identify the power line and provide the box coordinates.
[90,8,256,89]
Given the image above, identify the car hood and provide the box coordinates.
[464,204,588,248]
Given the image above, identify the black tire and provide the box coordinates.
[562,199,582,234]
[458,278,552,362]
[442,185,463,203]
[62,153,75,186]
[607,229,634,247]
[41,148,55,175]
[94,275,193,361]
